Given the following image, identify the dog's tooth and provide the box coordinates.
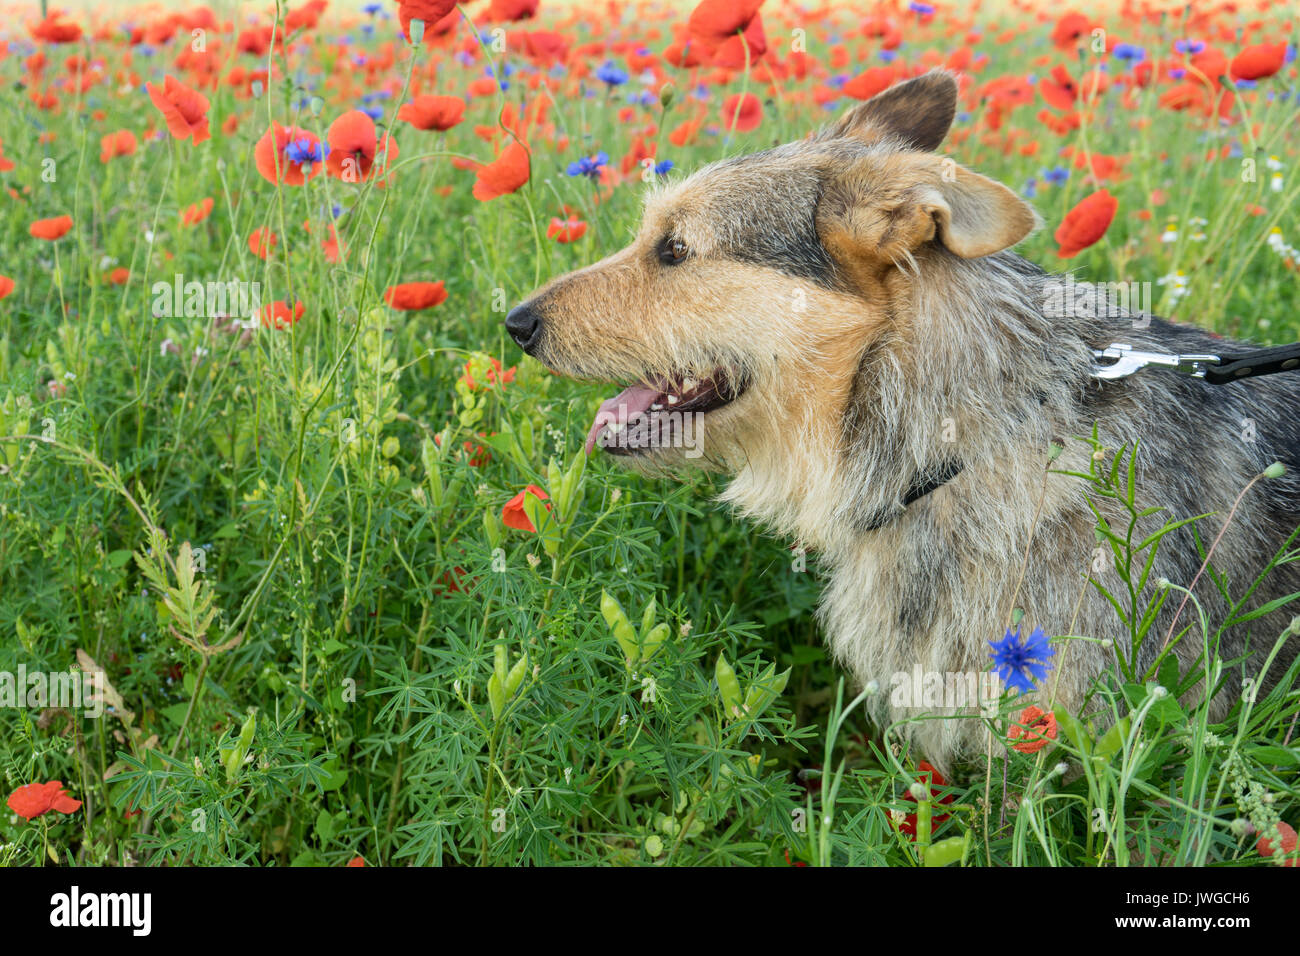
[650,403,663,411]
[683,378,699,391]
[666,395,679,405]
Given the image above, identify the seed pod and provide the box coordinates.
[601,590,639,664]
[641,622,670,664]
[743,663,791,719]
[716,654,743,718]
[640,597,658,641]
[504,654,528,698]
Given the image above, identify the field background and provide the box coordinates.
[0,0,1297,866]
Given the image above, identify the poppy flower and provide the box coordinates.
[1258,821,1297,867]
[249,227,278,259]
[384,281,448,310]
[1230,43,1288,82]
[473,140,531,201]
[547,217,588,243]
[1054,189,1117,259]
[397,94,466,131]
[145,75,211,145]
[396,0,459,41]
[1008,705,1058,753]
[1051,11,1093,50]
[106,267,130,285]
[461,357,515,390]
[261,300,305,329]
[325,110,399,184]
[30,215,73,240]
[897,761,953,839]
[502,484,550,532]
[7,780,82,820]
[254,123,327,186]
[0,275,14,300]
[99,129,138,163]
[180,197,214,226]
[346,855,366,867]
[842,66,897,101]
[721,92,762,133]
[30,15,82,44]
[688,0,767,68]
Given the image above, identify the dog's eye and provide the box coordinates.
[659,237,689,265]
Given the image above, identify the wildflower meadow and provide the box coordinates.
[0,0,1298,876]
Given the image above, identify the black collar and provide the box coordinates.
[862,461,964,532]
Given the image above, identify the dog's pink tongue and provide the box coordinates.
[585,385,661,455]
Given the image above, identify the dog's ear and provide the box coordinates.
[822,70,958,151]
[819,158,1039,271]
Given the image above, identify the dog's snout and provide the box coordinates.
[505,302,542,353]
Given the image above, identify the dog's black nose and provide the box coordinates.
[505,303,542,353]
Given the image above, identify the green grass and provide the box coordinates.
[0,1,1297,866]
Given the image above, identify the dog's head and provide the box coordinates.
[506,70,1037,476]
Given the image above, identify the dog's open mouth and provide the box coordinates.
[584,369,747,456]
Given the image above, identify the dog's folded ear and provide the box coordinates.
[819,157,1040,272]
[820,70,958,151]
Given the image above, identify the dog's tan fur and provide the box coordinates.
[508,71,1300,768]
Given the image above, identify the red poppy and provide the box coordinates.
[249,227,278,259]
[180,197,214,226]
[254,123,326,186]
[688,0,767,68]
[1009,706,1058,754]
[842,66,897,101]
[145,75,211,145]
[897,761,953,839]
[30,15,82,44]
[721,92,762,132]
[1055,189,1117,259]
[396,0,459,41]
[384,281,448,310]
[261,300,305,329]
[1258,821,1297,867]
[461,357,515,390]
[0,275,14,300]
[1230,43,1288,82]
[325,110,400,184]
[502,484,550,532]
[346,855,366,867]
[30,215,73,240]
[99,129,138,163]
[1050,12,1093,50]
[106,267,130,285]
[473,140,531,201]
[7,781,82,820]
[547,217,588,243]
[397,94,466,131]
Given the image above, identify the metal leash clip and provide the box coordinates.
[1090,343,1222,381]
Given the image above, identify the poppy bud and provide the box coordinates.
[1263,461,1285,479]
[408,18,426,46]
[658,82,675,109]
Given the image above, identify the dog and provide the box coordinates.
[504,70,1300,768]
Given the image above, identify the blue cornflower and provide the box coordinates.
[989,626,1056,694]
[909,1,936,15]
[1044,165,1070,185]
[1023,177,1038,199]
[1112,43,1146,65]
[360,104,383,121]
[653,159,674,175]
[596,61,628,87]
[879,49,898,63]
[1174,39,1205,55]
[362,2,382,14]
[286,139,328,165]
[566,152,609,179]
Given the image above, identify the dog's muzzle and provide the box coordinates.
[505,302,543,354]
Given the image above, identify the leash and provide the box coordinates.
[1091,342,1300,384]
